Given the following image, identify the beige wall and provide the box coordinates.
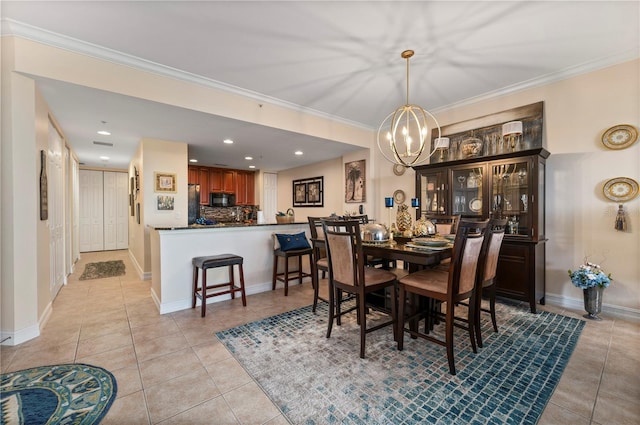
[382,59,640,313]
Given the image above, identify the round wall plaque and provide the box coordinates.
[603,177,639,202]
[392,163,406,176]
[602,124,638,150]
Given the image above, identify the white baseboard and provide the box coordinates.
[545,293,640,322]
[128,249,151,280]
[0,323,40,346]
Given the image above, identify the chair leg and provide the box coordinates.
[391,284,398,342]
[201,269,207,317]
[445,300,456,375]
[272,254,278,291]
[336,288,343,326]
[489,285,498,332]
[192,266,198,309]
[326,280,335,338]
[468,295,477,354]
[238,264,247,306]
[358,292,367,359]
[283,255,289,296]
[297,254,303,286]
[475,286,485,348]
[229,265,235,299]
[311,262,319,313]
[397,285,406,351]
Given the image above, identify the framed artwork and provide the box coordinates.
[39,150,48,220]
[157,195,175,210]
[154,172,176,193]
[136,203,140,224]
[292,176,324,207]
[130,177,135,216]
[345,160,366,203]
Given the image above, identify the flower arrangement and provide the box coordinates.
[568,261,612,289]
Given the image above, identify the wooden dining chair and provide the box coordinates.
[308,216,331,312]
[322,219,398,359]
[397,219,489,375]
[425,214,460,235]
[473,218,507,347]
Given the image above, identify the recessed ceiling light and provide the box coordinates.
[249,165,256,169]
[295,151,303,156]
[99,156,110,160]
[97,130,111,136]
[223,139,234,144]
[245,156,253,160]
[189,159,198,163]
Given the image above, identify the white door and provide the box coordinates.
[48,120,65,297]
[79,170,104,252]
[72,157,80,263]
[263,172,278,224]
[103,172,117,250]
[116,172,129,249]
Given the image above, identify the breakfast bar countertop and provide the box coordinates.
[151,222,309,231]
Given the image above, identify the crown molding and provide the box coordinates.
[3,18,638,127]
[434,49,639,114]
[2,18,372,131]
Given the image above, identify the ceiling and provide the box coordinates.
[2,1,638,170]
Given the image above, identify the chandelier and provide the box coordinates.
[377,50,441,167]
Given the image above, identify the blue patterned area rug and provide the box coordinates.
[217,300,584,425]
[0,363,117,425]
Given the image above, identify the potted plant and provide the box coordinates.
[568,260,612,320]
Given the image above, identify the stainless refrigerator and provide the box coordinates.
[188,184,200,224]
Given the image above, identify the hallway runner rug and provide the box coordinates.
[79,260,125,280]
[0,363,117,425]
[217,300,584,425]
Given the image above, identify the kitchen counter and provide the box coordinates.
[151,221,309,231]
[150,222,311,314]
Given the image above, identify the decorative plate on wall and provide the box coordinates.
[601,124,638,150]
[393,189,406,204]
[392,163,406,176]
[603,177,639,202]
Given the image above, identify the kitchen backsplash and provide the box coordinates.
[201,205,258,223]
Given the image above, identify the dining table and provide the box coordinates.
[361,239,451,272]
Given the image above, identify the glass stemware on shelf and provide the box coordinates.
[457,175,466,188]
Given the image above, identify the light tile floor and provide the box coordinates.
[1,250,638,424]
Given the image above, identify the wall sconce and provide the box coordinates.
[411,198,420,208]
[502,121,523,150]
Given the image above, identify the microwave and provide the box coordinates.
[210,192,235,207]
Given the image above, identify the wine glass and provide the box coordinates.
[454,196,460,213]
[460,195,466,212]
[457,175,466,188]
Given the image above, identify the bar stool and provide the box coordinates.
[272,232,313,296]
[192,254,247,317]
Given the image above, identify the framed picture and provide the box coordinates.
[136,203,140,224]
[157,195,175,211]
[154,172,176,193]
[292,176,324,207]
[345,160,366,203]
[39,150,48,220]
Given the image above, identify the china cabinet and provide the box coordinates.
[414,147,549,313]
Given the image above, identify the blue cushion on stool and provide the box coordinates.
[276,232,311,251]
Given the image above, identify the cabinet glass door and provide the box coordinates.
[491,160,529,235]
[419,171,445,215]
[451,166,484,217]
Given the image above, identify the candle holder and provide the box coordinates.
[385,197,394,227]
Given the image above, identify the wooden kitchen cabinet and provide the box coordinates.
[235,171,255,205]
[188,165,255,205]
[198,168,210,204]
